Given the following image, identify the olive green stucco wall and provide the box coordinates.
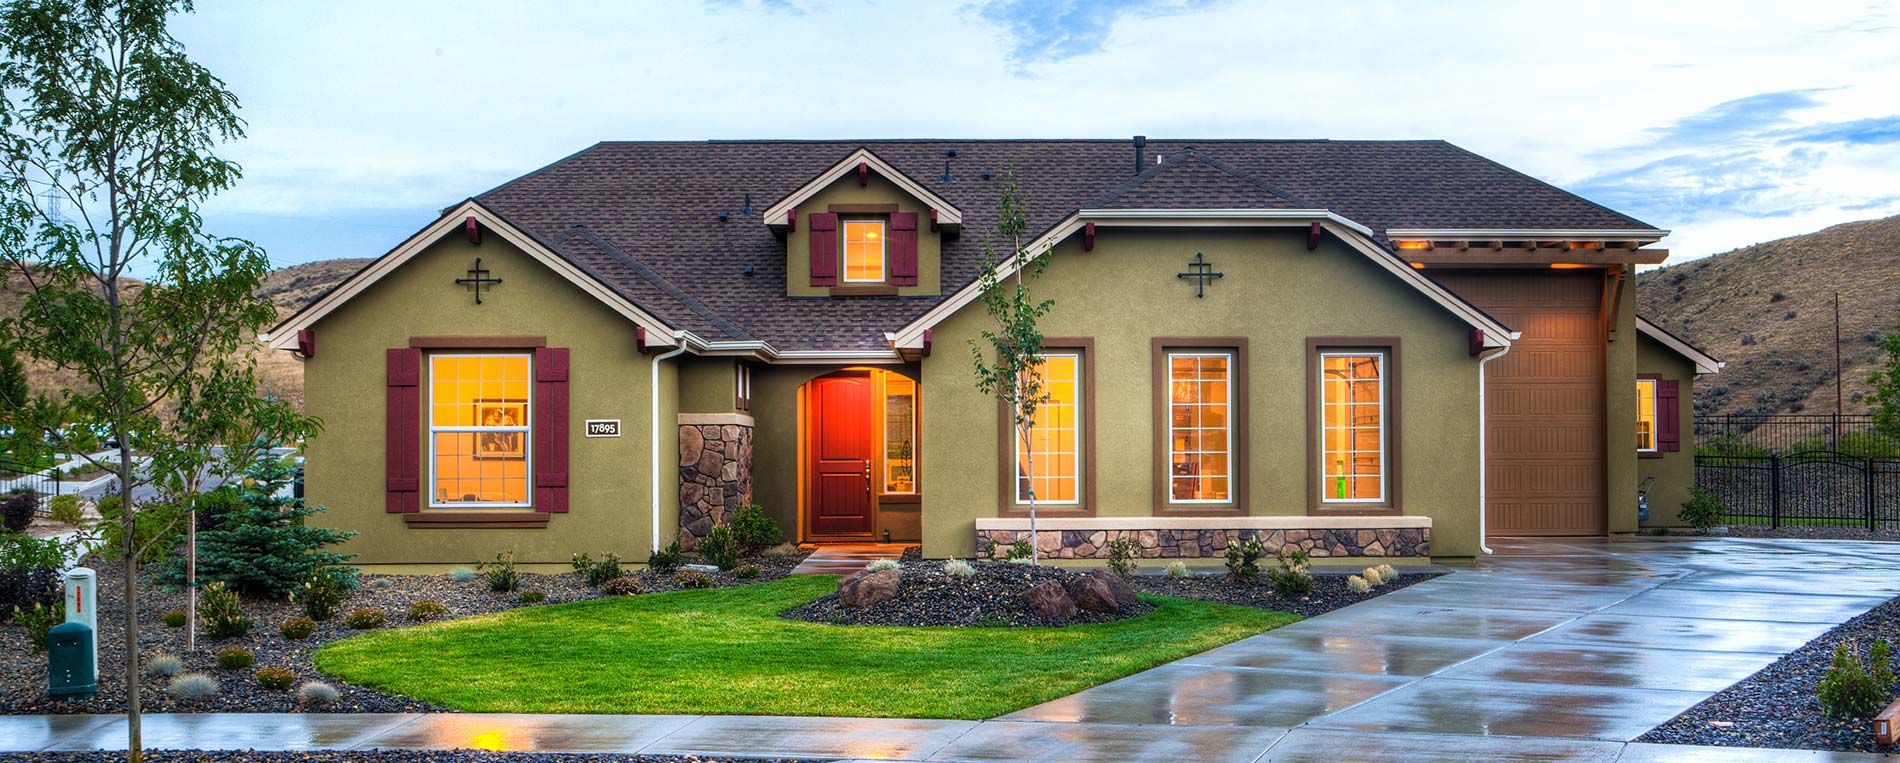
[1637,333,1699,526]
[785,174,941,297]
[679,357,738,415]
[1605,286,1640,533]
[917,228,1486,558]
[302,233,672,566]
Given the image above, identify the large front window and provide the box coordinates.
[842,220,885,283]
[1320,352,1385,503]
[1016,353,1080,504]
[1168,352,1231,503]
[1636,379,1658,452]
[429,354,532,507]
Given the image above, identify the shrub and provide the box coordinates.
[699,524,740,570]
[734,564,761,580]
[943,559,976,578]
[672,569,712,589]
[407,599,447,621]
[448,567,477,583]
[571,552,623,588]
[278,616,316,640]
[94,496,183,567]
[298,681,340,706]
[0,533,64,622]
[255,667,297,690]
[1267,547,1314,598]
[1375,564,1397,582]
[160,609,188,628]
[647,534,684,574]
[1164,560,1190,578]
[1679,487,1726,531]
[292,567,348,621]
[866,558,901,573]
[480,550,519,592]
[215,646,255,669]
[15,600,62,653]
[1,490,36,533]
[47,494,83,525]
[167,673,220,700]
[155,452,357,598]
[760,542,799,557]
[1007,539,1033,562]
[1361,567,1385,587]
[1103,537,1140,579]
[599,576,644,596]
[1224,536,1265,579]
[192,486,245,533]
[344,608,386,630]
[1817,641,1895,718]
[1347,575,1371,594]
[146,653,183,677]
[198,582,253,639]
[517,589,546,604]
[730,504,782,554]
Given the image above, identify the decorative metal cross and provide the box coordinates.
[455,257,502,304]
[1176,252,1224,298]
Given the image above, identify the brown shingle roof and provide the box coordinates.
[474,139,1652,351]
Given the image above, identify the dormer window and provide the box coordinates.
[843,220,885,283]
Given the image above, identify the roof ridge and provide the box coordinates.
[555,226,756,341]
[1179,149,1321,208]
[1084,148,1315,209]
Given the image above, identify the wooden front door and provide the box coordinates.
[807,373,875,537]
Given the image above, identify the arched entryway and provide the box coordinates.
[800,368,919,543]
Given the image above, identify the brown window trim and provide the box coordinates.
[1305,337,1403,516]
[404,511,550,529]
[410,336,546,349]
[1636,374,1663,460]
[829,284,900,297]
[1152,337,1249,516]
[996,337,1096,517]
[416,347,545,518]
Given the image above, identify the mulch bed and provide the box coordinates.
[0,550,805,715]
[782,561,1154,627]
[1131,568,1444,618]
[7,753,804,763]
[1637,594,1900,754]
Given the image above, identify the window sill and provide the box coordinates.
[1307,505,1402,517]
[1156,504,1245,517]
[878,493,922,505]
[830,284,900,297]
[1638,451,1664,460]
[405,511,550,529]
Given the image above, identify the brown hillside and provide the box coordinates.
[1636,214,1900,417]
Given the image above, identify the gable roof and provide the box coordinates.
[759,147,963,229]
[1636,316,1724,374]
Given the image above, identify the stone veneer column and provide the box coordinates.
[677,413,754,549]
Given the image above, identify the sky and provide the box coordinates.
[170,0,1900,270]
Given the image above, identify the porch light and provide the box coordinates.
[1396,241,1430,250]
[1549,263,1593,269]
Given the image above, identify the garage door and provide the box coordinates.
[1435,271,1605,535]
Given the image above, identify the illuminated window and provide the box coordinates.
[1320,352,1385,503]
[842,220,885,283]
[1017,353,1080,504]
[735,364,752,412]
[1636,379,1658,452]
[1168,353,1231,503]
[884,374,917,494]
[429,354,531,507]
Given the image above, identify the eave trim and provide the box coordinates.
[1636,316,1724,374]
[760,147,964,228]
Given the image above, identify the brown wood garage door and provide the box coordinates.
[1435,271,1605,535]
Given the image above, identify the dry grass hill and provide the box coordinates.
[1636,214,1900,418]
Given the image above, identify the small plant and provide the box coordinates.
[943,559,976,578]
[1679,487,1726,531]
[146,653,183,677]
[1267,547,1314,598]
[1375,564,1397,582]
[1105,537,1139,579]
[160,609,188,628]
[255,667,297,690]
[600,577,644,596]
[1347,575,1371,594]
[480,549,520,592]
[1817,640,1895,718]
[699,524,740,570]
[167,673,220,700]
[198,582,253,638]
[760,542,800,557]
[1224,536,1265,579]
[672,569,712,589]
[46,494,83,525]
[1007,539,1033,562]
[279,616,316,640]
[979,540,997,559]
[0,490,36,533]
[407,599,448,621]
[448,567,477,583]
[517,589,546,604]
[730,503,782,554]
[215,646,255,669]
[1361,567,1385,587]
[866,558,901,573]
[1164,560,1190,578]
[734,564,761,580]
[344,608,386,630]
[571,551,624,588]
[298,680,340,706]
[648,533,684,574]
[15,601,63,653]
[293,567,348,621]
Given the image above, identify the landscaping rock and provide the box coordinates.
[1022,580,1077,621]
[1064,574,1119,614]
[1086,570,1140,611]
[838,569,900,609]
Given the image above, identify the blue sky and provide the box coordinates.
[172,0,1900,269]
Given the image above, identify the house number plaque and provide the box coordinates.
[584,420,621,438]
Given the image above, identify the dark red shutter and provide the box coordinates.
[1657,379,1681,452]
[808,212,839,286]
[889,211,919,285]
[384,348,421,513]
[534,348,570,513]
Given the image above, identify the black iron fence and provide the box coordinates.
[1696,414,1885,456]
[1695,451,1900,528]
[0,456,64,513]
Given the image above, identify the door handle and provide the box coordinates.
[864,460,873,497]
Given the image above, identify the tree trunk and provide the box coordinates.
[117,444,140,763]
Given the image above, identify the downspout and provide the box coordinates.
[1476,342,1512,555]
[651,333,689,553]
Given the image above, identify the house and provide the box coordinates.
[264,138,1721,567]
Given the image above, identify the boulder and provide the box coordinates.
[1086,570,1140,611]
[1023,580,1078,621]
[838,569,900,609]
[1064,574,1119,614]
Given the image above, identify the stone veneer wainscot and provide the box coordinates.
[974,516,1431,559]
[678,413,753,548]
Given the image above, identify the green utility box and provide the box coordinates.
[47,621,96,701]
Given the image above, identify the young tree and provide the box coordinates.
[1870,323,1900,440]
[968,175,1054,564]
[0,2,316,759]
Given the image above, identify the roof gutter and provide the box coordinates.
[1476,344,1512,556]
[651,334,689,553]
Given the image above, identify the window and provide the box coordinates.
[884,374,917,494]
[1016,353,1080,504]
[1167,353,1232,503]
[1636,379,1658,452]
[1319,351,1385,503]
[428,354,532,507]
[735,364,752,412]
[842,220,885,283]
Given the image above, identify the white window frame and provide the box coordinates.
[735,364,752,411]
[841,219,886,283]
[1167,351,1233,505]
[1016,351,1081,505]
[1635,378,1659,453]
[427,352,534,509]
[1318,350,1386,505]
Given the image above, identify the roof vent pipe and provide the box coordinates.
[1133,135,1146,176]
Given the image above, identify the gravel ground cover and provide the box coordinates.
[1682,524,1900,541]
[1638,594,1900,754]
[1129,569,1444,618]
[781,561,1154,627]
[6,752,810,763]
[0,551,804,715]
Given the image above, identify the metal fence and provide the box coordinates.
[0,457,65,514]
[1695,451,1900,528]
[1695,414,1882,455]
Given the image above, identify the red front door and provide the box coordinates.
[807,373,875,537]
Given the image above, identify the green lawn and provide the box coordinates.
[314,575,1295,719]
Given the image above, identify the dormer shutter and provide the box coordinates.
[1656,379,1681,452]
[808,212,839,286]
[889,211,919,286]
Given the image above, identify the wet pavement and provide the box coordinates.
[9,537,1900,761]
